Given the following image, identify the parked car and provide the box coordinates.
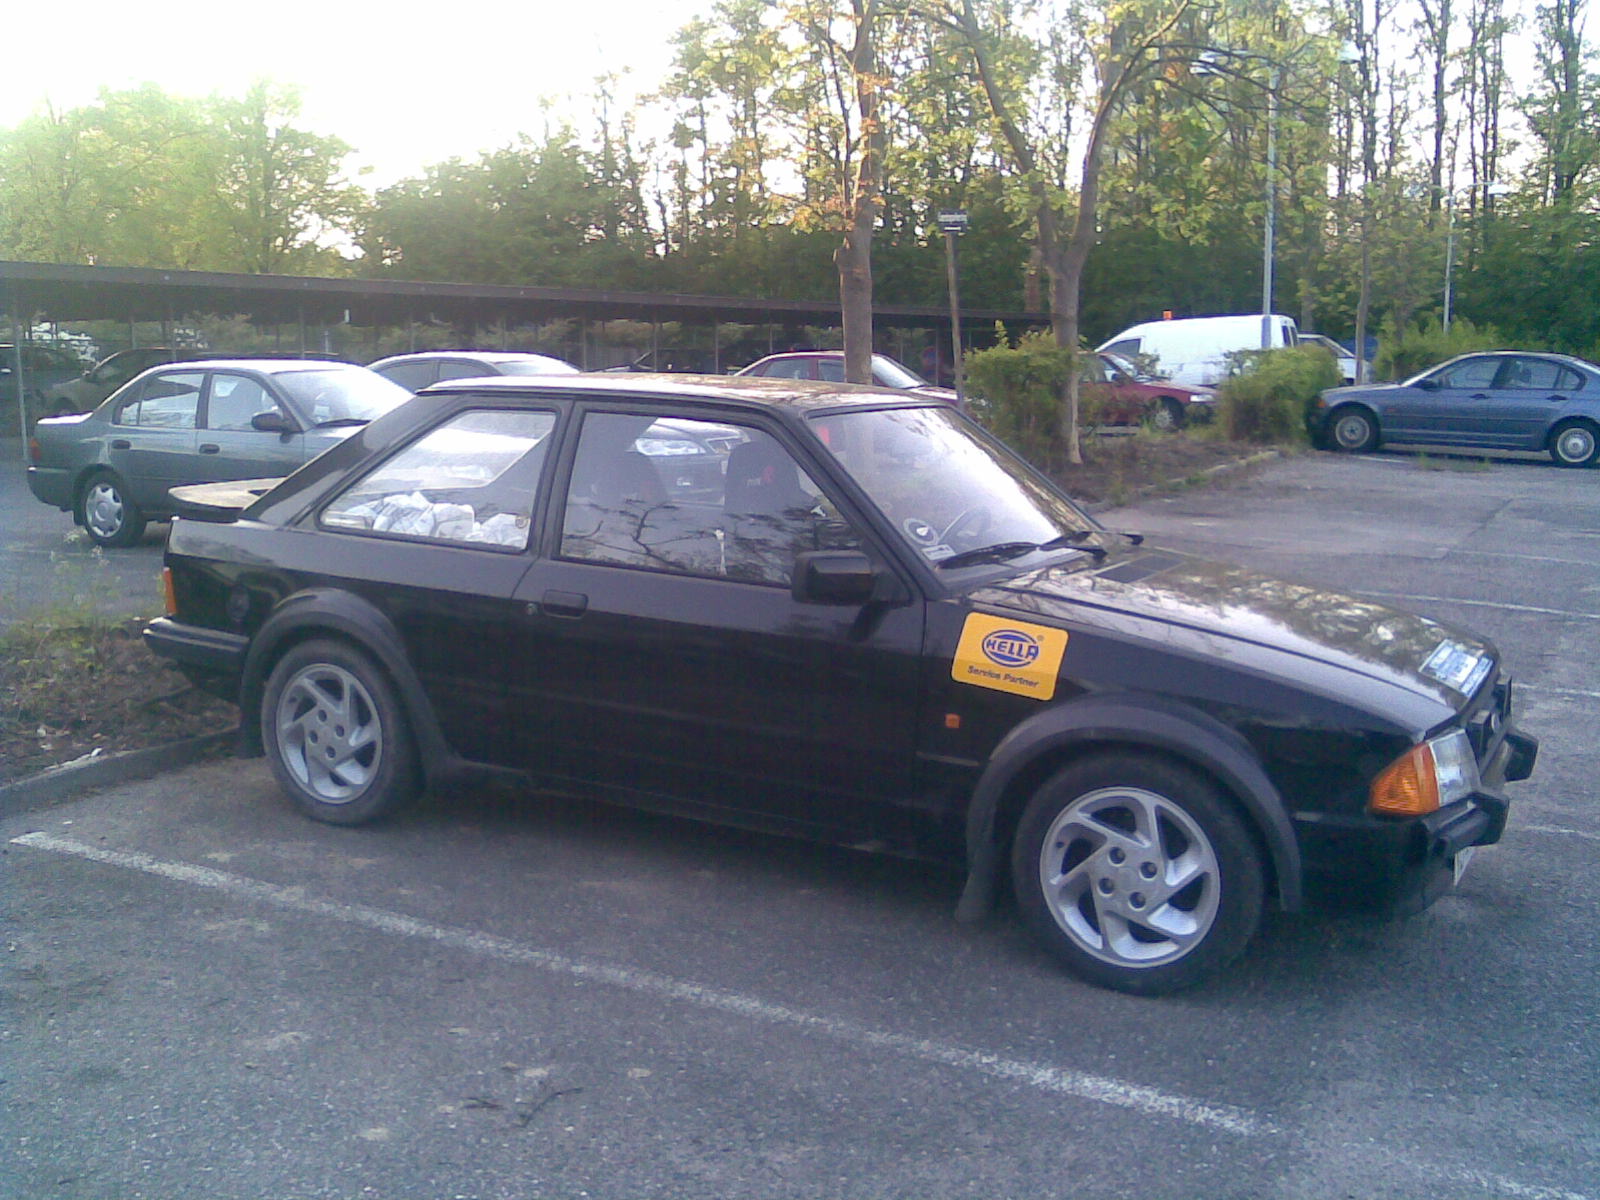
[26,360,412,546]
[369,350,579,392]
[1098,314,1299,388]
[736,351,960,405]
[42,347,188,416]
[1312,350,1600,467]
[2,343,92,415]
[1299,332,1369,385]
[144,373,1535,994]
[1081,351,1215,430]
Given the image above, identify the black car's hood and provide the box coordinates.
[975,547,1495,711]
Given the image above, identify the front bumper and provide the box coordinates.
[1299,726,1538,914]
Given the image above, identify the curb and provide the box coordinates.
[1086,448,1283,514]
[0,729,234,817]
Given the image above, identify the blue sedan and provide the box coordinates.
[1312,351,1600,467]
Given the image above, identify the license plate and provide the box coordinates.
[1453,846,1476,885]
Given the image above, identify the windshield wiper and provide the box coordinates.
[936,541,1041,570]
[313,416,369,428]
[937,533,1106,571]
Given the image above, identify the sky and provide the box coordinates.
[1,0,706,187]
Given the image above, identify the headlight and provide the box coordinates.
[1369,729,1482,817]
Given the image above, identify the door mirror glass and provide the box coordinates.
[251,410,295,433]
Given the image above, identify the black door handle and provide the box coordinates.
[199,443,220,454]
[536,590,588,618]
[110,438,131,449]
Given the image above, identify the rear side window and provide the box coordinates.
[1501,358,1583,391]
[374,361,437,392]
[320,409,557,551]
[113,372,203,428]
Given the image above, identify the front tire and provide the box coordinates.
[77,472,147,547]
[1328,406,1378,453]
[261,639,419,825]
[1011,753,1265,995]
[1149,396,1186,432]
[1548,420,1600,468]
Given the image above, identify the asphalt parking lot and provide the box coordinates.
[5,447,1598,1199]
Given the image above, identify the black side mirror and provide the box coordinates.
[1414,377,1441,391]
[792,550,879,605]
[251,411,295,433]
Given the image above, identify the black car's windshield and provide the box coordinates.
[810,405,1101,570]
[275,368,412,425]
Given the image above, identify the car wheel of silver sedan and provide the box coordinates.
[1011,753,1264,995]
[262,639,419,825]
[76,472,148,548]
[1548,420,1600,468]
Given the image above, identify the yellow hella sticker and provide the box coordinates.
[952,613,1068,700]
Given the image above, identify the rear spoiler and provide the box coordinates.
[167,478,284,523]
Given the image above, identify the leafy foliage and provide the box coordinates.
[1215,345,1338,444]
[1375,314,1507,382]
[965,328,1074,466]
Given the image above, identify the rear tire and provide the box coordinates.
[261,639,419,825]
[1548,420,1599,468]
[1011,753,1264,995]
[77,472,147,547]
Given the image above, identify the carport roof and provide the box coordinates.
[0,260,1044,332]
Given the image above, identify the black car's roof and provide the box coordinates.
[418,371,934,412]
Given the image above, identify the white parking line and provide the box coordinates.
[1362,592,1600,621]
[1521,824,1600,843]
[10,830,1266,1136]
[12,829,1597,1200]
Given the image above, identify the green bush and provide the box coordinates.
[1375,315,1505,382]
[1216,346,1340,444]
[964,329,1072,467]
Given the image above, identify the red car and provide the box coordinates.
[1082,352,1215,430]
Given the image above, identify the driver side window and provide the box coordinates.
[559,415,862,586]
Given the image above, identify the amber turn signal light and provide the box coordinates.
[161,567,177,617]
[1369,743,1441,817]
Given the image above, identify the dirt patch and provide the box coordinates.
[0,433,1275,786]
[1047,431,1274,506]
[0,617,238,786]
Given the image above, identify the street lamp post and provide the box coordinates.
[937,209,969,408]
[1260,66,1281,350]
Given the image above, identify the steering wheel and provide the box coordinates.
[939,505,992,545]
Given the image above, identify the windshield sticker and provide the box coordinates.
[952,613,1069,700]
[1421,640,1492,694]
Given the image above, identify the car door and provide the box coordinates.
[104,370,203,508]
[1487,356,1584,449]
[195,370,308,483]
[508,408,927,840]
[1386,356,1503,444]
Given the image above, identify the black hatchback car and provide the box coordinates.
[145,374,1537,994]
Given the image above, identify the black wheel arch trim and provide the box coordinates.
[239,588,459,785]
[954,691,1303,923]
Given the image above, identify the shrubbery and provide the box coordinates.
[1375,315,1506,381]
[1215,346,1340,444]
[964,329,1073,468]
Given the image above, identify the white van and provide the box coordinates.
[1097,314,1299,388]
